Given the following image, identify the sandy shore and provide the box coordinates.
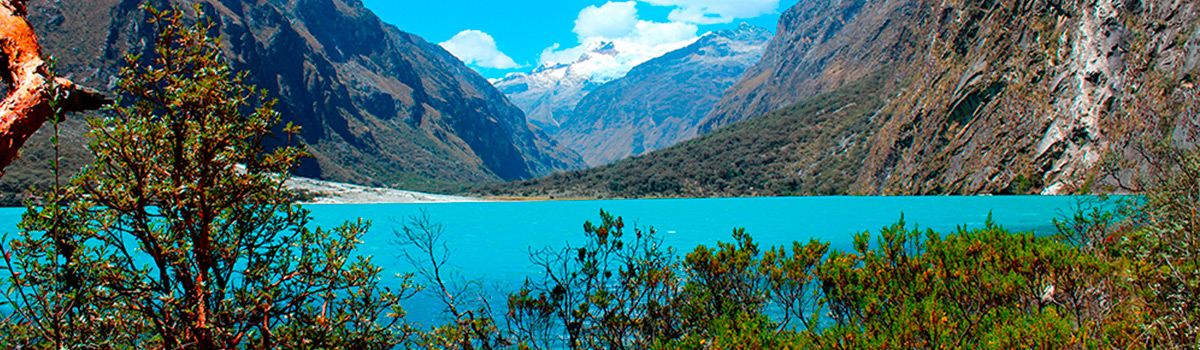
[285,177,483,204]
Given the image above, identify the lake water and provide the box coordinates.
[0,196,1112,328]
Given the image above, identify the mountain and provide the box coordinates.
[492,62,600,135]
[698,0,896,133]
[472,70,889,199]
[556,24,772,166]
[2,0,584,203]
[493,39,696,133]
[476,0,1199,198]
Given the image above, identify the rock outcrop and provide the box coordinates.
[851,0,1198,194]
[699,0,912,133]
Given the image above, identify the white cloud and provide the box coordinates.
[640,0,780,24]
[533,0,780,72]
[532,1,797,82]
[628,21,697,47]
[574,1,639,41]
[538,43,588,67]
[439,30,521,69]
[537,37,698,82]
[539,1,699,67]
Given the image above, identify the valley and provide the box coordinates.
[0,0,1196,348]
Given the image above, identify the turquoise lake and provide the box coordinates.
[0,195,1112,328]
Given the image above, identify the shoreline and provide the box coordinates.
[286,177,484,204]
[286,176,1129,205]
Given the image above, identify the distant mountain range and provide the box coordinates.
[492,38,696,134]
[556,23,772,166]
[477,0,1200,198]
[1,0,586,204]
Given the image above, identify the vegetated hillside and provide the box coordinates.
[483,0,1199,198]
[0,0,584,205]
[556,24,772,167]
[473,71,891,199]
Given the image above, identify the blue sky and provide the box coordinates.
[360,0,788,79]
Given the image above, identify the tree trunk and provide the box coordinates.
[0,0,106,176]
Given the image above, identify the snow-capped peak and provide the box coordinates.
[491,36,700,132]
[530,38,699,84]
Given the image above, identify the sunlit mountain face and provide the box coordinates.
[491,37,698,133]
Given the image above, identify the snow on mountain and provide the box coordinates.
[493,38,697,133]
[554,23,773,166]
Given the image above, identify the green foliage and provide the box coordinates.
[652,311,804,350]
[486,210,1133,350]
[681,228,768,322]
[1004,173,1037,195]
[815,216,1107,348]
[1111,109,1200,348]
[0,6,412,349]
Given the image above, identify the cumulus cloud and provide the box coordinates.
[628,21,697,47]
[640,0,780,24]
[574,2,639,41]
[539,1,699,67]
[534,0,781,70]
[439,30,521,69]
[538,43,588,67]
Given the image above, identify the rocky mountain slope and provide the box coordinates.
[849,0,1197,195]
[2,0,584,204]
[493,39,695,134]
[479,0,1200,198]
[556,24,772,166]
[700,0,902,133]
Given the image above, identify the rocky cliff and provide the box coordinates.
[849,0,1198,194]
[8,0,584,196]
[557,24,772,166]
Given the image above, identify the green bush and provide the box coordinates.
[484,211,1114,350]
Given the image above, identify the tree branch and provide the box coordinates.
[0,0,108,176]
